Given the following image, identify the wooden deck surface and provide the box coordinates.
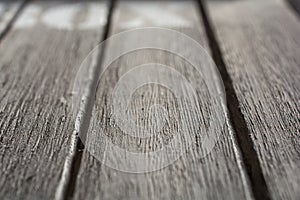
[0,0,299,200]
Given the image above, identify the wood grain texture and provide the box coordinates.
[73,1,253,200]
[206,0,300,199]
[0,1,107,199]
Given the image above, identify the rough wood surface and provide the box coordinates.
[0,1,107,199]
[206,0,300,199]
[73,1,253,200]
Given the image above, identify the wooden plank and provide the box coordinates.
[0,1,24,37]
[206,0,300,199]
[0,1,108,199]
[73,1,254,199]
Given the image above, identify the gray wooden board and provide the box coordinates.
[0,1,107,199]
[73,1,253,200]
[206,0,300,199]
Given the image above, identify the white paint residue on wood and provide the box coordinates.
[78,3,107,30]
[42,4,79,30]
[121,18,144,29]
[121,2,193,29]
[14,4,41,29]
[14,2,107,30]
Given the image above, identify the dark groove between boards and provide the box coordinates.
[196,0,271,199]
[0,0,28,42]
[64,140,84,200]
[287,0,300,17]
[64,0,116,199]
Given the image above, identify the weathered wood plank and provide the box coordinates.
[206,0,300,199]
[73,1,253,199]
[0,1,108,199]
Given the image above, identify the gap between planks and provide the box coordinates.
[54,1,116,200]
[288,0,300,15]
[0,0,27,41]
[197,0,271,199]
